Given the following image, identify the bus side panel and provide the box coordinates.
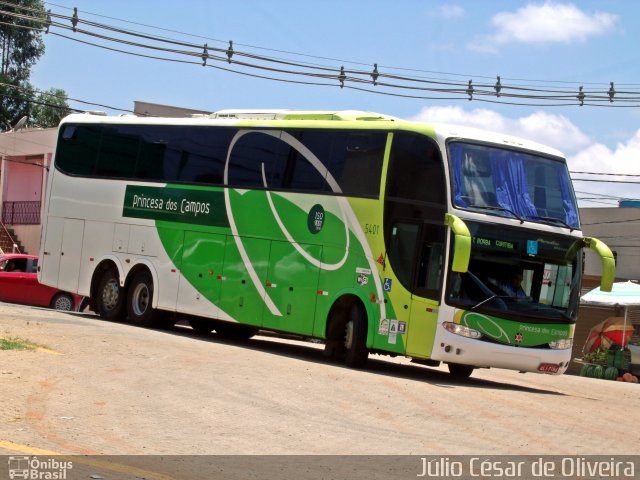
[58,218,84,294]
[78,221,114,297]
[155,225,184,312]
[218,235,271,327]
[262,240,320,336]
[39,216,63,288]
[176,231,225,319]
[39,216,84,293]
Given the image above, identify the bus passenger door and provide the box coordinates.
[177,231,226,319]
[218,236,271,326]
[406,225,446,358]
[262,240,321,336]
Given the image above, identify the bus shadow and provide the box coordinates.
[72,311,566,396]
[151,321,567,396]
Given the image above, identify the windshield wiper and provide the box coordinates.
[468,205,524,224]
[471,294,511,310]
[526,215,574,232]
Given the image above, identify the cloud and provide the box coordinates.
[437,5,464,18]
[408,105,590,152]
[408,106,640,204]
[492,2,618,44]
[569,133,640,175]
[568,133,640,203]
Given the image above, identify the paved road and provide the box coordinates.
[1,302,638,458]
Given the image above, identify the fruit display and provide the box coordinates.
[617,372,639,383]
[579,346,638,382]
[583,348,608,365]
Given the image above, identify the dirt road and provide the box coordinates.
[1,302,638,457]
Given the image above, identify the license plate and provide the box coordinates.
[538,363,560,373]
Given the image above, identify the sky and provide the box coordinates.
[28,0,640,207]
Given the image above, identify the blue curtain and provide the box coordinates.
[450,143,579,228]
[490,152,538,218]
[556,164,579,228]
[450,144,468,207]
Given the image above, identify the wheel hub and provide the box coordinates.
[102,279,120,311]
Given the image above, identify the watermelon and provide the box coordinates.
[580,364,591,377]
[604,366,619,381]
[583,364,596,378]
[593,365,605,379]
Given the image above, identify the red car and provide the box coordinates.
[0,253,82,311]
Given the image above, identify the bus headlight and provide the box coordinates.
[443,322,482,339]
[548,338,573,350]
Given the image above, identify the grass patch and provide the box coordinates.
[0,337,43,351]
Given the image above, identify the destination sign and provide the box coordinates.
[472,236,517,250]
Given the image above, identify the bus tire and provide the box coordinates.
[51,292,74,311]
[214,322,258,340]
[126,271,157,327]
[344,303,368,368]
[96,268,125,321]
[447,363,474,378]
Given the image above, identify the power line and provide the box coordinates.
[571,171,640,177]
[571,178,640,185]
[40,1,640,90]
[574,190,639,200]
[2,3,640,108]
[582,218,640,226]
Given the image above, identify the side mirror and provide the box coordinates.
[583,237,615,292]
[444,213,471,273]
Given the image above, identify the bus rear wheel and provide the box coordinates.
[127,271,158,327]
[96,268,125,320]
[447,363,475,378]
[344,303,368,368]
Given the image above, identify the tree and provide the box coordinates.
[0,74,32,129]
[0,0,45,81]
[30,88,71,128]
[0,0,70,129]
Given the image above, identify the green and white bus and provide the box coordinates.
[38,109,615,377]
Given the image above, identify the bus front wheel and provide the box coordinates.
[95,269,125,320]
[344,303,368,368]
[127,271,158,327]
[447,363,475,378]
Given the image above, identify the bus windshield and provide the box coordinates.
[448,142,579,230]
[445,221,583,323]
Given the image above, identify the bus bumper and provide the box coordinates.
[431,328,572,375]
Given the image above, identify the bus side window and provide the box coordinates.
[174,127,232,185]
[275,130,331,193]
[414,223,445,299]
[56,124,102,175]
[228,131,286,188]
[417,241,444,292]
[327,132,386,198]
[388,222,420,290]
[386,133,446,205]
[95,125,140,178]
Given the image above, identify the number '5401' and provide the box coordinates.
[364,224,379,235]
